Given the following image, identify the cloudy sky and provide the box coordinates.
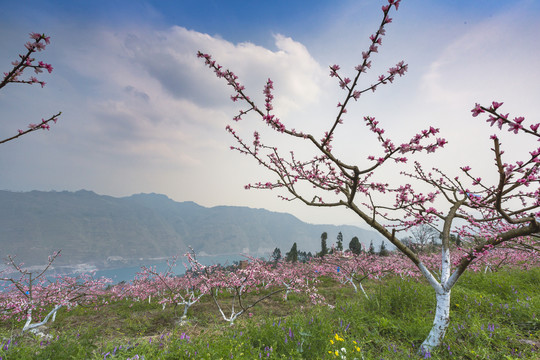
[1,0,539,227]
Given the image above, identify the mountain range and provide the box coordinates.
[0,190,385,271]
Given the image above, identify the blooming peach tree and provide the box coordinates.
[202,256,285,325]
[0,251,111,334]
[311,251,418,299]
[198,0,539,351]
[0,251,61,333]
[271,259,324,304]
[132,252,211,321]
[1,32,61,144]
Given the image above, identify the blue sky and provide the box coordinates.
[1,0,539,227]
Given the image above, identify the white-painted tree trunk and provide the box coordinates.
[416,242,455,353]
[181,303,189,318]
[282,281,291,301]
[342,274,368,299]
[357,282,368,299]
[22,305,63,334]
[419,288,451,352]
[22,308,33,333]
[178,293,203,318]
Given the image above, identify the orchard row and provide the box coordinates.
[1,244,537,334]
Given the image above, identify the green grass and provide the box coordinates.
[1,268,538,359]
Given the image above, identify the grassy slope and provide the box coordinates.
[1,268,538,359]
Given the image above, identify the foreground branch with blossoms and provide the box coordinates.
[1,32,61,144]
[198,0,539,352]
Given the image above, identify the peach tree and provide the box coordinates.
[198,0,539,352]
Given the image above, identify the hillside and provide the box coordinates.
[0,190,385,270]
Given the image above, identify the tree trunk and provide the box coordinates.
[420,288,451,352]
[22,305,63,334]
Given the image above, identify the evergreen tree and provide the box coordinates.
[319,232,329,257]
[271,247,281,262]
[298,250,312,263]
[336,232,343,251]
[449,234,462,247]
[285,242,298,263]
[368,240,375,255]
[378,241,389,256]
[348,236,362,255]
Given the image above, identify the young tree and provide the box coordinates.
[336,232,344,252]
[199,0,539,351]
[134,253,209,321]
[0,251,110,335]
[0,252,60,334]
[312,251,415,298]
[273,260,323,303]
[319,232,329,257]
[1,32,61,144]
[348,236,362,255]
[204,256,284,325]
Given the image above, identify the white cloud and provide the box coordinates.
[57,25,325,163]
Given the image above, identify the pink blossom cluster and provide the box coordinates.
[1,33,53,89]
[472,102,540,139]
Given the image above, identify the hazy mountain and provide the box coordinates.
[0,190,385,270]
